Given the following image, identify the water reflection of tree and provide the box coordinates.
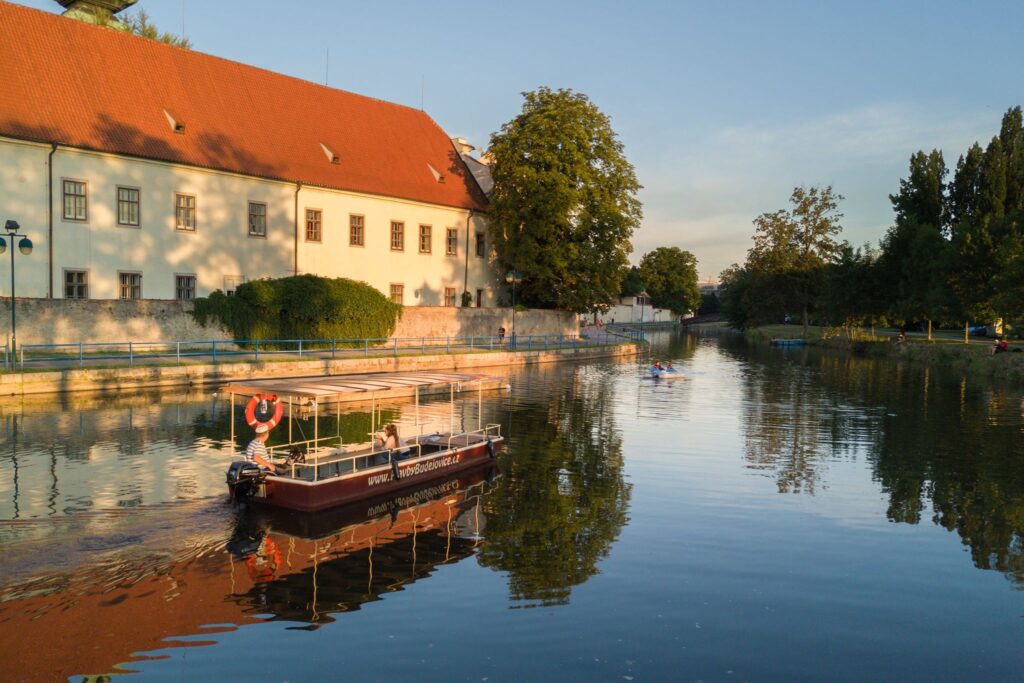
[866,373,1024,586]
[477,371,631,606]
[719,339,889,496]
[731,339,1024,587]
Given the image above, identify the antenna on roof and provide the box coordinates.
[325,47,329,86]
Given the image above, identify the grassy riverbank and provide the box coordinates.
[690,321,1024,383]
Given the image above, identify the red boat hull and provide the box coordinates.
[252,437,503,512]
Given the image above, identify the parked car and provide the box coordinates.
[969,325,989,337]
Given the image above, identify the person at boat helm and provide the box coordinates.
[245,424,278,474]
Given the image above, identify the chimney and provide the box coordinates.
[451,137,476,155]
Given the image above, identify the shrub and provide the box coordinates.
[193,275,402,346]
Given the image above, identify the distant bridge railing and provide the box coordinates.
[4,330,642,371]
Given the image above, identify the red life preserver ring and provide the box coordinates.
[245,393,284,431]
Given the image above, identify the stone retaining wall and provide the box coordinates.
[0,343,637,397]
[1,299,577,346]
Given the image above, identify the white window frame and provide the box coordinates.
[446,227,458,256]
[350,214,365,246]
[116,186,141,227]
[62,178,88,222]
[389,283,404,305]
[248,201,267,238]
[175,193,197,232]
[118,271,142,300]
[63,268,89,299]
[305,208,322,243]
[390,221,404,251]
[175,273,197,300]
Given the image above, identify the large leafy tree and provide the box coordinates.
[878,150,957,336]
[488,87,642,313]
[746,186,845,336]
[637,247,701,315]
[950,109,1024,326]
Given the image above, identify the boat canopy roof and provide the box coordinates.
[221,371,501,399]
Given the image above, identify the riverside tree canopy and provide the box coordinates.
[638,247,701,316]
[487,87,642,313]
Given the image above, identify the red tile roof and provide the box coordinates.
[0,1,488,211]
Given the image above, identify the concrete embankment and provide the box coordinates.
[0,344,639,397]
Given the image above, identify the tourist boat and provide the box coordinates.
[223,371,506,511]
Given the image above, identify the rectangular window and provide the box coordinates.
[117,186,140,227]
[224,275,245,295]
[119,272,142,300]
[62,179,87,221]
[305,209,322,242]
[175,193,196,231]
[419,224,432,253]
[476,289,483,307]
[390,283,404,305]
[64,270,89,299]
[248,201,267,237]
[390,221,404,251]
[475,231,486,258]
[444,287,458,307]
[350,215,364,246]
[175,274,196,300]
[446,228,458,256]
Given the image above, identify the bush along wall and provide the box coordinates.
[192,275,402,347]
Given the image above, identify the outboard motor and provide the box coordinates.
[226,461,264,503]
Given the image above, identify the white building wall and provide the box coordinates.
[297,187,496,307]
[0,137,497,303]
[0,138,51,298]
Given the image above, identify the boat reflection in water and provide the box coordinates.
[228,464,499,627]
[0,465,499,681]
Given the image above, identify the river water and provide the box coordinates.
[2,331,1023,681]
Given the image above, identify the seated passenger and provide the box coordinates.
[375,423,410,462]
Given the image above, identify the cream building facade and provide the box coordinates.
[0,2,497,306]
[1,137,495,304]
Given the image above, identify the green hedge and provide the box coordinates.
[192,275,402,346]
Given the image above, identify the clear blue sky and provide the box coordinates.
[18,0,1024,280]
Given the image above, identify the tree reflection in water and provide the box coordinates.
[725,338,1024,587]
[477,367,631,607]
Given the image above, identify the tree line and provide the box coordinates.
[721,106,1024,338]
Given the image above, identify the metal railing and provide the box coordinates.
[267,423,502,482]
[7,332,637,371]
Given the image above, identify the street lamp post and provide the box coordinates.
[505,270,523,350]
[638,290,649,341]
[1,220,33,355]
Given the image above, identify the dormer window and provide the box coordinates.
[163,109,185,134]
[320,142,340,164]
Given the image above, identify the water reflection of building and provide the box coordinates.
[0,469,497,681]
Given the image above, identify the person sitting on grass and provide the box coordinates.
[992,338,1010,354]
